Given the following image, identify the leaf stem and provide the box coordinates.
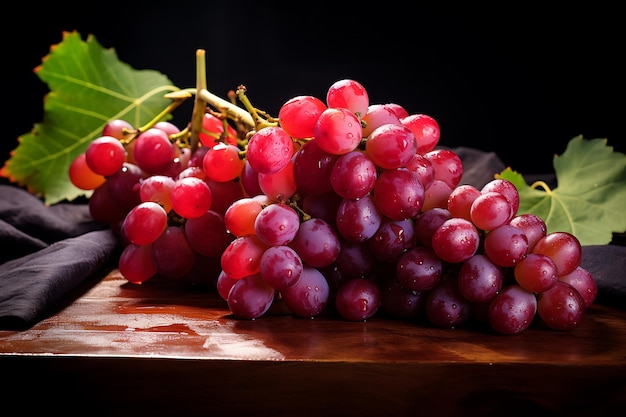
[530,180,553,194]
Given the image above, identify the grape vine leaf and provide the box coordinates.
[0,31,179,205]
[498,136,626,246]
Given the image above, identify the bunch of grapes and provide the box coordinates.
[69,79,598,335]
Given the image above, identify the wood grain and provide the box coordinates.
[1,268,624,416]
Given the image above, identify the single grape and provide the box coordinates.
[132,128,176,174]
[246,126,294,175]
[373,168,424,220]
[335,195,382,243]
[558,266,597,309]
[335,240,376,280]
[259,245,304,290]
[361,104,401,138]
[258,159,297,201]
[425,277,472,329]
[368,218,416,263]
[364,123,417,170]
[423,149,463,189]
[532,231,582,277]
[292,139,339,195]
[329,150,377,199]
[151,226,196,279]
[537,281,585,331]
[227,273,276,320]
[290,218,341,268]
[483,224,529,267]
[396,245,443,292]
[69,153,106,190]
[221,235,269,279]
[488,285,537,335]
[314,107,363,155]
[254,203,300,246]
[170,176,213,219]
[281,265,330,318]
[139,174,175,212]
[379,275,427,320]
[414,207,451,248]
[335,278,382,321]
[508,213,547,251]
[122,201,168,246]
[203,142,245,182]
[84,135,127,176]
[400,113,440,154]
[513,253,558,293]
[431,217,480,264]
[118,243,157,284]
[469,191,512,231]
[278,95,327,139]
[326,78,369,118]
[224,197,264,237]
[184,210,234,257]
[447,184,481,222]
[457,254,503,303]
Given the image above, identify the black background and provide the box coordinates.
[4,1,624,175]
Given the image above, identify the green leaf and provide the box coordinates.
[0,31,179,205]
[499,136,626,246]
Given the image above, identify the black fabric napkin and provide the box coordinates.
[0,183,120,329]
[0,147,624,331]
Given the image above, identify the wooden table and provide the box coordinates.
[1,268,625,416]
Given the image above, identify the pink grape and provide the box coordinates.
[254,203,300,246]
[292,139,339,195]
[170,176,213,219]
[447,184,481,222]
[431,217,480,264]
[227,273,276,320]
[151,226,196,279]
[330,150,377,199]
[400,113,440,154]
[457,254,503,303]
[537,281,585,330]
[202,142,245,182]
[326,78,369,118]
[532,231,582,277]
[396,245,442,292]
[558,266,597,308]
[278,95,327,139]
[139,174,175,212]
[258,159,297,201]
[483,224,529,267]
[281,265,330,318]
[425,277,471,328]
[132,128,176,174]
[365,123,417,170]
[259,245,303,290]
[314,107,363,155]
[122,201,168,246]
[335,195,382,243]
[361,104,401,137]
[373,168,424,220]
[368,218,416,263]
[246,126,294,174]
[424,149,463,189]
[488,285,537,335]
[85,135,127,176]
[221,235,269,279]
[508,213,547,251]
[469,191,512,231]
[335,278,382,321]
[513,253,558,293]
[118,243,157,284]
[290,218,341,268]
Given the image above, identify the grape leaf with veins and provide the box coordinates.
[0,31,177,205]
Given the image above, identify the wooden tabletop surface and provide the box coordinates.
[1,268,625,416]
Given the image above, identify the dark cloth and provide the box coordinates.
[0,148,624,330]
[0,184,119,329]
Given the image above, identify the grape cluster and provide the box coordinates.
[69,79,598,334]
